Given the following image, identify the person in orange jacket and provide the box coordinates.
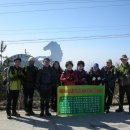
[60,61,78,86]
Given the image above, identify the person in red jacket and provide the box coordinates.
[60,61,78,86]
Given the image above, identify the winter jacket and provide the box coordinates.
[52,68,63,87]
[60,69,78,86]
[8,66,23,91]
[36,66,54,90]
[116,63,130,86]
[23,65,38,89]
[75,69,88,85]
[89,68,102,85]
[101,66,116,88]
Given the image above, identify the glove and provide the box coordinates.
[66,77,74,81]
[81,78,86,82]
[101,78,106,85]
[18,75,23,80]
[92,77,96,81]
[124,73,130,78]
[3,78,8,85]
[97,77,101,81]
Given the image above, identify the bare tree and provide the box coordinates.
[0,41,7,67]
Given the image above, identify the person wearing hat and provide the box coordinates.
[36,58,54,117]
[23,57,38,116]
[75,61,88,85]
[89,63,102,85]
[101,59,116,113]
[6,57,23,119]
[60,61,78,86]
[116,54,130,114]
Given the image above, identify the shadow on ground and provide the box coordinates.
[11,111,130,130]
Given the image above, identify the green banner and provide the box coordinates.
[57,85,105,116]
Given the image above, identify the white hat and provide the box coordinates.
[120,54,129,60]
[28,57,35,62]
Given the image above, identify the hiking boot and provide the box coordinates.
[40,112,44,117]
[12,112,20,117]
[24,108,28,113]
[115,108,124,112]
[30,111,35,116]
[45,112,52,116]
[7,115,12,119]
[105,110,110,114]
[25,112,30,116]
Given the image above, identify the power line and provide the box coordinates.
[0,0,91,5]
[0,25,130,36]
[0,28,130,36]
[0,0,129,7]
[4,33,130,45]
[0,1,102,7]
[0,3,130,14]
[1,24,130,32]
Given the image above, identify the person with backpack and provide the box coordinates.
[116,55,130,114]
[6,57,23,119]
[60,61,78,86]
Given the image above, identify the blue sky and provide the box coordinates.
[0,0,130,69]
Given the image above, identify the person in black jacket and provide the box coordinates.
[23,57,38,116]
[89,63,102,85]
[51,61,63,112]
[36,58,54,117]
[101,59,116,113]
[75,61,88,85]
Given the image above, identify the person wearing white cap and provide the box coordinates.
[23,57,38,116]
[116,54,130,114]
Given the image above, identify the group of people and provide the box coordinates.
[4,54,130,119]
